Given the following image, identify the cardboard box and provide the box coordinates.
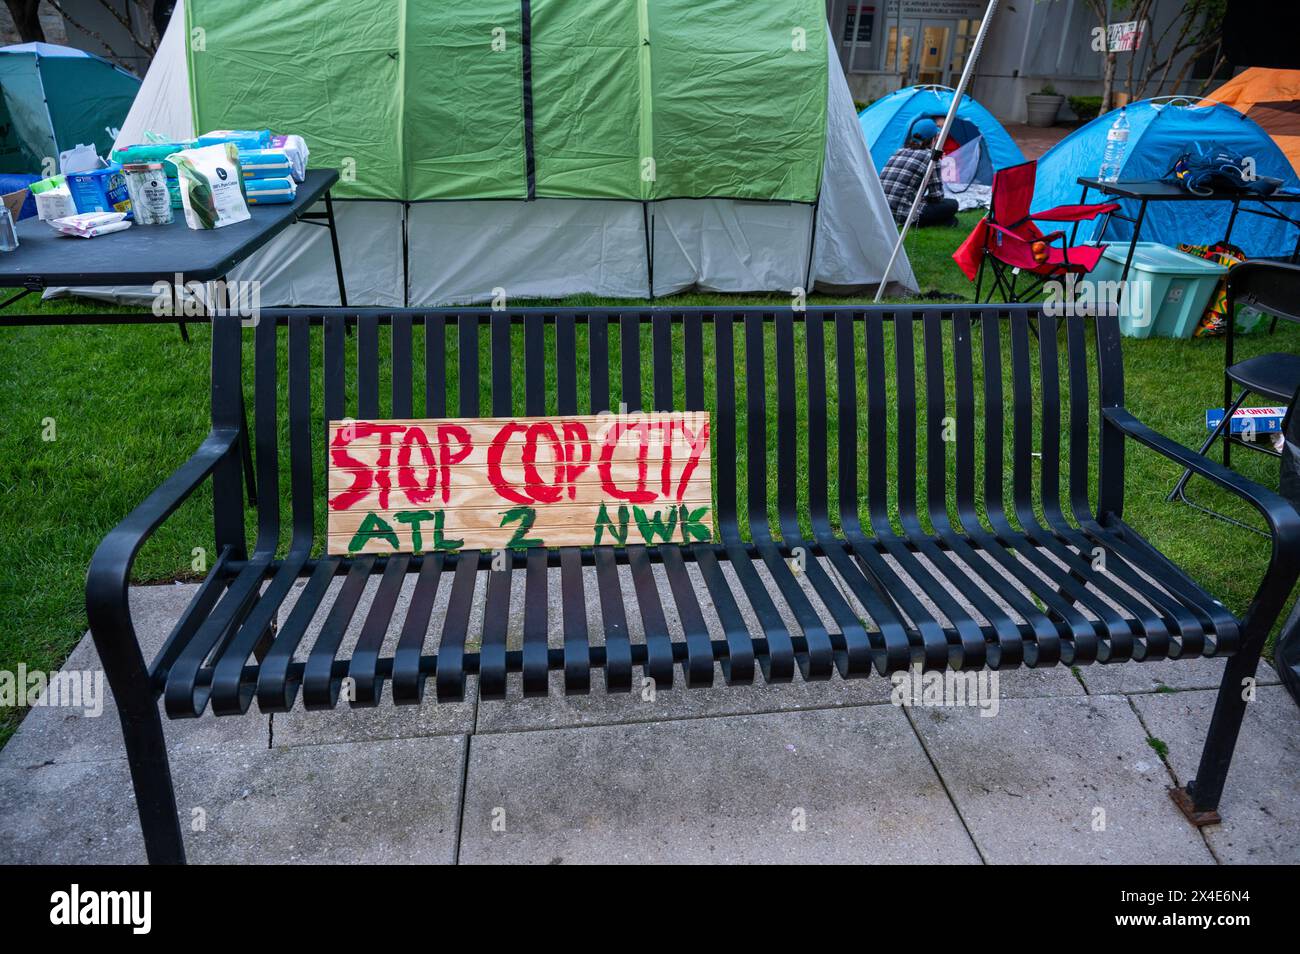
[1205,406,1287,435]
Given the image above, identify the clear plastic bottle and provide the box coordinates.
[0,206,17,251]
[1098,107,1130,183]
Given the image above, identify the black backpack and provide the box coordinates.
[1168,140,1282,196]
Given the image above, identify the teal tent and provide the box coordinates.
[0,42,141,174]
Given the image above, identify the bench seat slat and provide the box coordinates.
[255,557,340,712]
[627,545,676,689]
[593,547,633,692]
[560,547,591,693]
[436,551,478,703]
[522,547,550,696]
[659,545,715,688]
[478,560,513,699]
[392,554,443,703]
[349,554,410,705]
[303,556,374,709]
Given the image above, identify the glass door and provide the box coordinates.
[884,20,917,77]
[916,22,953,86]
[948,18,982,80]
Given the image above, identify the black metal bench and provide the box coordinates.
[87,305,1300,863]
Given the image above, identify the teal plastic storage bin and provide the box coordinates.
[1088,242,1227,338]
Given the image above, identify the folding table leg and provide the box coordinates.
[324,190,349,307]
[1118,199,1148,286]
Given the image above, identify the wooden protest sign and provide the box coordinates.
[327,411,712,555]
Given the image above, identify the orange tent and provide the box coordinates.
[1205,68,1300,176]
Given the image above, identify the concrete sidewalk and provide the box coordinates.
[0,584,1296,864]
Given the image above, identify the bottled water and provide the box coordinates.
[1098,107,1130,183]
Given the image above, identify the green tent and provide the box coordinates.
[185,0,827,203]
[0,43,141,175]
[98,0,914,306]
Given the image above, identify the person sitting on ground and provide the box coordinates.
[878,118,959,229]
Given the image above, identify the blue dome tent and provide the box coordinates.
[1033,97,1300,258]
[858,85,1025,184]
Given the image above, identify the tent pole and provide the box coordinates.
[874,0,1000,302]
[804,196,820,295]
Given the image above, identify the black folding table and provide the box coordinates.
[0,168,348,503]
[1073,177,1300,284]
[0,167,347,334]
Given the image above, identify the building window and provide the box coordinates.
[842,5,874,45]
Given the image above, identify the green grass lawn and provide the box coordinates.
[1,210,1295,748]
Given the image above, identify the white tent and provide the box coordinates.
[64,3,915,307]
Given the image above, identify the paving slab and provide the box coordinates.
[271,678,478,747]
[459,706,981,864]
[1131,686,1300,864]
[910,694,1216,864]
[1076,655,1280,696]
[0,584,267,771]
[0,735,467,864]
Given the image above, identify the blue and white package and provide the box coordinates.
[238,148,294,180]
[66,162,131,214]
[1205,406,1287,435]
[244,177,297,204]
[197,129,271,150]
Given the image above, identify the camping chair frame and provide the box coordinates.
[970,161,1118,306]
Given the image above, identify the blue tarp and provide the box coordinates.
[858,85,1025,181]
[1033,98,1300,258]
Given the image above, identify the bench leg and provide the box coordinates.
[117,704,188,863]
[91,620,187,864]
[1170,649,1261,827]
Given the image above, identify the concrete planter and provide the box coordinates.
[1025,93,1064,127]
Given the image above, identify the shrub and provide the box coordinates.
[1069,95,1103,122]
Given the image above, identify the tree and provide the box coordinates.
[1123,0,1227,101]
[44,0,159,73]
[4,0,46,42]
[1084,0,1228,113]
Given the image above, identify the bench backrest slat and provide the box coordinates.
[1008,315,1036,524]
[557,312,578,416]
[743,312,769,540]
[922,310,949,530]
[864,313,890,537]
[287,315,314,552]
[391,313,414,419]
[774,311,800,543]
[714,315,740,545]
[253,313,281,553]
[425,314,447,418]
[491,311,512,417]
[805,310,829,535]
[1038,314,1064,522]
[834,312,859,534]
[1065,315,1093,520]
[951,312,977,527]
[980,315,1008,526]
[458,313,479,417]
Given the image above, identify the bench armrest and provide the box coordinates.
[1103,408,1300,635]
[85,429,241,646]
[1104,408,1300,545]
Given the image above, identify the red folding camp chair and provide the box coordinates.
[953,160,1119,303]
